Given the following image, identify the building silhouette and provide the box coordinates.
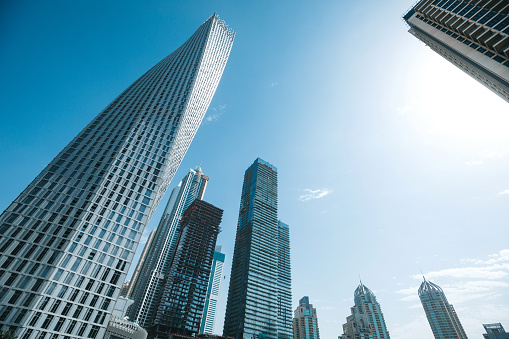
[0,13,233,339]
[403,0,509,102]
[127,166,209,327]
[419,277,467,339]
[200,246,225,335]
[147,199,223,338]
[293,296,320,339]
[223,158,292,339]
[483,323,509,339]
[340,282,390,339]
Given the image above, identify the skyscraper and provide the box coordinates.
[418,277,468,339]
[403,0,509,102]
[483,323,509,339]
[126,227,157,298]
[223,158,292,339]
[147,199,223,338]
[293,296,320,339]
[0,14,234,339]
[127,166,209,327]
[339,282,390,339]
[200,245,225,335]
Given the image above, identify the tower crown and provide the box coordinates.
[354,281,376,305]
[418,278,444,296]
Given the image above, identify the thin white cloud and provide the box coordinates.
[465,160,483,166]
[205,104,227,123]
[299,188,332,202]
[270,82,279,87]
[498,189,509,196]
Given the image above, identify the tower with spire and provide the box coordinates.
[339,281,390,339]
[419,277,468,339]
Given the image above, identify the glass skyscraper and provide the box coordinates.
[419,278,468,339]
[223,158,292,339]
[127,166,209,327]
[483,323,509,339]
[0,13,234,339]
[340,282,390,339]
[293,296,320,339]
[200,245,225,335]
[147,199,223,338]
[403,0,509,102]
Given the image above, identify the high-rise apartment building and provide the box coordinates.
[127,166,209,326]
[339,282,390,339]
[147,199,223,338]
[403,0,509,102]
[483,323,509,339]
[293,296,320,339]
[223,158,293,339]
[0,14,234,339]
[418,278,468,339]
[126,227,157,298]
[200,246,225,335]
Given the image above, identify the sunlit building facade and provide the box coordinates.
[223,158,292,339]
[340,282,390,339]
[419,278,467,339]
[403,0,509,102]
[0,13,233,339]
[200,246,225,335]
[293,296,320,339]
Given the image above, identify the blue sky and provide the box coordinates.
[1,1,509,338]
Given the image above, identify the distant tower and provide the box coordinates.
[483,323,509,339]
[293,296,320,339]
[147,199,223,338]
[199,245,225,335]
[223,158,293,339]
[419,277,468,339]
[126,227,157,298]
[0,13,233,339]
[340,282,390,339]
[128,166,209,327]
[402,0,509,102]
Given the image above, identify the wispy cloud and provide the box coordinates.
[270,82,279,87]
[397,249,509,305]
[465,160,483,166]
[205,104,227,123]
[498,189,509,196]
[299,188,332,202]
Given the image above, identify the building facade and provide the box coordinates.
[127,166,209,327]
[293,296,320,339]
[0,13,234,339]
[403,0,509,102]
[147,199,223,338]
[339,282,390,339]
[223,158,292,339]
[418,278,468,339]
[483,323,509,339]
[200,246,225,335]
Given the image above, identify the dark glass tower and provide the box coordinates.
[403,0,509,102]
[223,158,292,339]
[127,166,209,327]
[419,278,468,339]
[147,199,223,338]
[0,14,233,339]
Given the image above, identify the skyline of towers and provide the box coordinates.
[200,245,226,335]
[293,296,320,339]
[223,158,293,339]
[0,13,234,339]
[403,0,509,102]
[419,277,468,339]
[147,199,223,338]
[340,282,390,339]
[127,166,210,327]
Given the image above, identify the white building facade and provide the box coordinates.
[0,13,234,339]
